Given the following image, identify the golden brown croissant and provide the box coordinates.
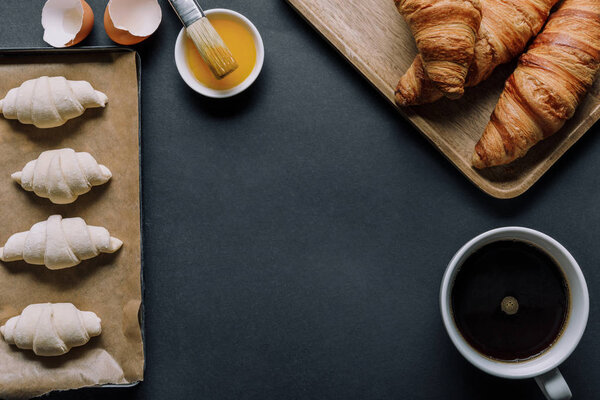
[395,0,558,106]
[395,0,482,99]
[473,0,600,168]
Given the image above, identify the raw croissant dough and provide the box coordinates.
[1,303,101,356]
[12,148,112,204]
[0,76,107,128]
[0,215,122,269]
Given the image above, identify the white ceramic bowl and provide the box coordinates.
[441,227,589,380]
[174,9,264,98]
[440,227,589,400]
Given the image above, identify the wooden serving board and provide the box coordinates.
[286,0,600,198]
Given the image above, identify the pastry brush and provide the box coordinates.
[167,0,239,79]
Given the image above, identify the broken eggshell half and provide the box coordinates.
[104,0,162,45]
[41,0,94,48]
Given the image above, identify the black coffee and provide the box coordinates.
[451,240,569,362]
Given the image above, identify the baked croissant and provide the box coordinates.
[473,0,600,168]
[395,0,558,106]
[1,303,101,356]
[0,76,107,128]
[0,215,122,269]
[12,148,112,204]
[395,0,482,99]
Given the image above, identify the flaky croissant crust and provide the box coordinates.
[395,0,482,99]
[395,0,558,106]
[473,0,600,168]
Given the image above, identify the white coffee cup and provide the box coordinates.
[440,227,589,400]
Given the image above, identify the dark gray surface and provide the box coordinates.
[1,1,599,399]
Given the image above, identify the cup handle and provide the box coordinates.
[535,368,572,400]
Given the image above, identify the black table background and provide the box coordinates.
[1,1,599,399]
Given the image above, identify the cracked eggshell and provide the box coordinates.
[104,0,162,45]
[41,0,94,48]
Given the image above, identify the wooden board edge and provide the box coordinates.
[476,100,600,199]
[286,0,600,200]
[285,0,516,198]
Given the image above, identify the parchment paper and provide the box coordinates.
[0,50,143,399]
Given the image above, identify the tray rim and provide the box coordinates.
[0,46,145,389]
[285,0,600,199]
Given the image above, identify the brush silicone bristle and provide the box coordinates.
[186,17,239,79]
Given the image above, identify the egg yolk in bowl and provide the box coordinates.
[184,16,257,90]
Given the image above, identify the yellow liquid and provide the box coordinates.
[184,17,257,90]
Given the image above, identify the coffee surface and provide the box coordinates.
[451,240,569,362]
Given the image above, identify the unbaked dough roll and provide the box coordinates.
[0,215,122,269]
[0,76,107,128]
[0,303,101,356]
[12,148,112,204]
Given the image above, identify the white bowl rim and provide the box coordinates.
[440,226,589,379]
[174,8,264,98]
